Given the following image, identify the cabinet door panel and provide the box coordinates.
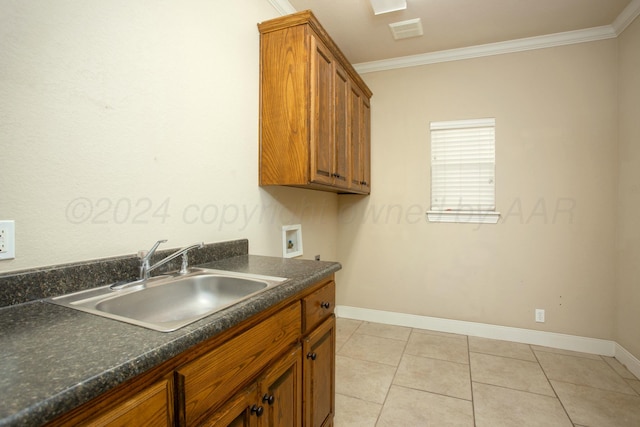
[303,316,335,427]
[349,86,363,190]
[333,65,349,189]
[201,384,259,427]
[361,97,371,193]
[260,346,302,427]
[309,35,334,185]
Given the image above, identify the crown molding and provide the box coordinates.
[612,0,640,35]
[268,0,295,15]
[354,25,617,74]
[270,0,639,74]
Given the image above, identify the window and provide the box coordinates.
[427,118,500,224]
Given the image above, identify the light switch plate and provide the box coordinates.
[0,220,15,260]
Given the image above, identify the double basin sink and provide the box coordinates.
[47,268,288,332]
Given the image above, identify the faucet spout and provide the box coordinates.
[142,241,205,278]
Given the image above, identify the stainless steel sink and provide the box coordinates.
[47,268,288,332]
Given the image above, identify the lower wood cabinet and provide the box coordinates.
[47,276,336,427]
[303,316,336,427]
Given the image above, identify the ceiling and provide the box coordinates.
[284,0,636,66]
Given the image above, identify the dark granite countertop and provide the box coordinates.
[0,255,341,427]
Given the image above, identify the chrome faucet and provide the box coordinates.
[139,240,204,279]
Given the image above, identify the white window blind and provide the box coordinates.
[430,118,496,213]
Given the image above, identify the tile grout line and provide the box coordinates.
[372,327,413,426]
[471,380,571,399]
[467,334,478,427]
[531,344,577,426]
[468,349,541,363]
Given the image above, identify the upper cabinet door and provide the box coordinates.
[309,36,334,187]
[349,85,363,191]
[333,63,350,189]
[361,97,371,193]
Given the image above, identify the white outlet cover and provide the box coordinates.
[0,220,16,260]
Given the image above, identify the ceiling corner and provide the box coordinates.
[268,0,296,16]
[612,0,640,34]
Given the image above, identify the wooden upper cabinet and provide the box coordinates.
[258,10,372,194]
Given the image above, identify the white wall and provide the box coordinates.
[337,40,619,340]
[0,0,339,273]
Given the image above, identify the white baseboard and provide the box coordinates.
[335,306,639,371]
[614,342,640,380]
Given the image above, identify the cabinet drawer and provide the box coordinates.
[302,280,335,334]
[176,303,301,426]
[84,379,173,427]
[47,377,174,427]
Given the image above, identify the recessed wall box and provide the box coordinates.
[282,224,303,258]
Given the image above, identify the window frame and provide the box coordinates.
[427,118,500,224]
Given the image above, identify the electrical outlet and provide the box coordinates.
[535,308,545,323]
[0,220,16,260]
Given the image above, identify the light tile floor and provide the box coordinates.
[334,318,640,427]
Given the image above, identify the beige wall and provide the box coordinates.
[0,0,338,273]
[616,16,640,358]
[338,40,619,340]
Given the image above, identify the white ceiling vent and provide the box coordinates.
[389,18,423,40]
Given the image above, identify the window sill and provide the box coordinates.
[427,211,501,224]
